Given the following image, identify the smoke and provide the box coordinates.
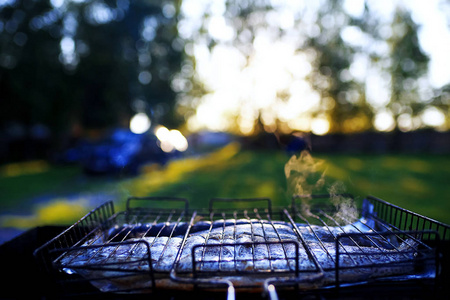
[284,150,326,196]
[285,150,358,223]
[328,181,358,223]
[284,150,326,215]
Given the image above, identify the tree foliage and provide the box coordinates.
[0,0,182,150]
[0,0,448,161]
[176,0,445,135]
[387,8,429,119]
[305,0,373,133]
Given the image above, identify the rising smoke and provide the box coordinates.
[284,150,358,223]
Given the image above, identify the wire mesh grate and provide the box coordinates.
[34,195,449,297]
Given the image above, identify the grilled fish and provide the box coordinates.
[58,218,436,292]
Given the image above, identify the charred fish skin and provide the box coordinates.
[106,222,192,241]
[58,218,436,292]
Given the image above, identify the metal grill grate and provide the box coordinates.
[34,195,449,298]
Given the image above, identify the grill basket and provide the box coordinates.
[34,195,450,299]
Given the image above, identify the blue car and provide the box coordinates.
[65,129,171,175]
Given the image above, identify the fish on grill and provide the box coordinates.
[58,218,435,293]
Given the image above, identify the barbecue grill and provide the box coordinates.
[33,195,450,299]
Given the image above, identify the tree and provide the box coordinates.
[0,0,183,157]
[304,0,373,133]
[176,0,437,135]
[176,0,377,135]
[387,7,429,128]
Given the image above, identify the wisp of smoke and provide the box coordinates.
[285,150,358,223]
[284,150,325,215]
[328,181,358,223]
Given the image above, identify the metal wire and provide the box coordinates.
[255,209,293,271]
[34,196,449,297]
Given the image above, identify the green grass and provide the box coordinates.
[0,161,114,211]
[119,145,450,224]
[317,153,450,224]
[120,147,291,209]
[1,144,449,228]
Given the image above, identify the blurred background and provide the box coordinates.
[1,0,449,243]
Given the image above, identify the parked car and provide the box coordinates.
[64,128,172,175]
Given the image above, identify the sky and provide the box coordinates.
[407,0,450,87]
[373,0,450,88]
[179,0,450,134]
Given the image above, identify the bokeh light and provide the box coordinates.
[130,113,151,134]
[421,107,446,129]
[374,111,396,132]
[177,0,450,134]
[155,126,188,152]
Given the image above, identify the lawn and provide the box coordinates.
[1,142,449,229]
[315,153,450,224]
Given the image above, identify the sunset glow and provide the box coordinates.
[179,0,450,134]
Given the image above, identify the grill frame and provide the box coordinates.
[33,195,450,298]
